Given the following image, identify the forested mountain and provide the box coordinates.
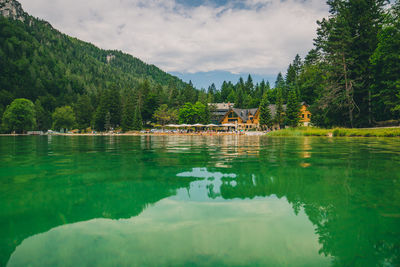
[2,0,399,132]
[0,0,200,132]
[206,0,400,128]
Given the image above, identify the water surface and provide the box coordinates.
[1,136,400,266]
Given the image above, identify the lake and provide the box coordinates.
[1,136,400,266]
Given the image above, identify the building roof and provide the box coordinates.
[213,111,228,116]
[209,103,234,111]
[231,108,258,123]
[219,104,289,123]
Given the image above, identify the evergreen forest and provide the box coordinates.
[205,0,400,128]
[0,2,201,132]
[1,0,399,132]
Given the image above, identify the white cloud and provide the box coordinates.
[18,0,328,75]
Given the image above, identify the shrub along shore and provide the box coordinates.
[266,127,400,137]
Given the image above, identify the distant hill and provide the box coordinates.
[0,0,189,109]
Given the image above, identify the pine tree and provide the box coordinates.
[108,85,122,128]
[245,74,254,95]
[292,54,303,77]
[227,90,236,103]
[285,89,300,127]
[74,94,93,130]
[105,112,111,131]
[275,89,285,129]
[315,0,387,127]
[94,92,107,131]
[207,83,216,96]
[259,93,272,130]
[315,6,355,127]
[168,82,180,107]
[198,89,208,105]
[370,0,400,121]
[285,64,297,86]
[275,72,287,100]
[121,93,136,132]
[275,73,285,88]
[220,81,232,102]
[35,99,51,131]
[258,80,266,99]
[235,88,244,108]
[132,105,142,131]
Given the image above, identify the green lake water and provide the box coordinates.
[0,136,400,266]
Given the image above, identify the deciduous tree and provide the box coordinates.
[153,104,178,126]
[1,98,36,133]
[52,106,75,131]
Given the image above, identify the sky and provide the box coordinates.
[18,0,329,89]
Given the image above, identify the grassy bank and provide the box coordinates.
[266,127,400,137]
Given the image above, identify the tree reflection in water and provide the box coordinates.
[0,136,399,266]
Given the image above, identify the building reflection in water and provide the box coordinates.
[1,136,400,267]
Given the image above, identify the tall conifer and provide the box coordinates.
[121,93,136,132]
[132,105,142,131]
[259,93,272,130]
[285,89,300,127]
[275,89,285,128]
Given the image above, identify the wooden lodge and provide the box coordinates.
[220,108,259,130]
[217,103,311,130]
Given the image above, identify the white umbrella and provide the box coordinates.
[222,123,237,127]
[193,124,204,127]
[166,124,179,127]
[206,124,219,127]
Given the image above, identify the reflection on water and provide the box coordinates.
[176,168,236,200]
[8,198,329,267]
[1,136,400,266]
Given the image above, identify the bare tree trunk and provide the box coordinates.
[342,53,354,128]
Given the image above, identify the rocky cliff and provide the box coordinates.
[0,0,25,21]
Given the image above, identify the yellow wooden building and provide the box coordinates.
[220,108,259,130]
[299,104,312,126]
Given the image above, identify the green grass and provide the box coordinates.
[266,127,400,137]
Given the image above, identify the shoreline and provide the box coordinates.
[2,127,400,138]
[1,131,400,138]
[266,127,400,137]
[0,132,265,137]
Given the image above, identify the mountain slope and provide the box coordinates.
[0,0,189,110]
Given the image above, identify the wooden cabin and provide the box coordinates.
[219,103,312,130]
[220,108,259,130]
[209,102,235,124]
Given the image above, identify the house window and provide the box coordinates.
[228,119,237,122]
[307,114,311,118]
[228,112,235,118]
[302,114,305,118]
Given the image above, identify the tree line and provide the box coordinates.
[0,12,210,133]
[1,0,399,132]
[1,79,214,133]
[205,0,400,128]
